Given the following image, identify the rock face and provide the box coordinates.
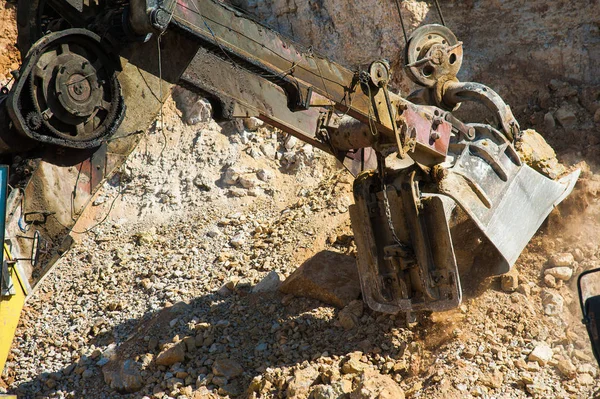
[279,250,361,308]
[231,1,599,98]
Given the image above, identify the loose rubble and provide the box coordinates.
[2,1,600,398]
[3,90,598,398]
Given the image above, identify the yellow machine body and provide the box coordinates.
[0,244,28,377]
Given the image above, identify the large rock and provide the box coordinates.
[155,342,186,366]
[557,358,577,379]
[516,129,566,179]
[252,270,283,293]
[550,253,575,267]
[310,384,346,399]
[544,266,573,281]
[287,366,320,398]
[341,352,368,374]
[338,300,364,330]
[171,86,212,125]
[191,387,219,399]
[541,289,564,316]
[349,368,405,399]
[212,358,244,379]
[528,343,553,365]
[279,250,361,308]
[555,105,577,128]
[500,269,519,292]
[102,359,144,393]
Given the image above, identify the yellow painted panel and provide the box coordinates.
[0,247,26,376]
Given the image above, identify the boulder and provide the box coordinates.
[349,368,405,399]
[341,352,368,374]
[212,358,244,379]
[171,86,212,125]
[544,266,573,281]
[557,358,577,379]
[528,343,553,365]
[102,359,144,393]
[243,117,264,131]
[279,250,361,308]
[555,106,577,128]
[516,129,566,179]
[338,300,364,330]
[550,253,574,267]
[541,289,564,316]
[287,366,319,398]
[155,342,186,366]
[500,270,519,292]
[252,270,283,293]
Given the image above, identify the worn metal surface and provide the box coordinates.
[170,0,451,165]
[180,46,329,153]
[443,81,521,141]
[432,124,579,274]
[7,30,199,290]
[404,24,463,89]
[7,29,124,149]
[350,169,461,313]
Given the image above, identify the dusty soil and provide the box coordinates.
[0,0,19,83]
[1,1,600,399]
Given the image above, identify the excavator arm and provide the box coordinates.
[0,0,579,362]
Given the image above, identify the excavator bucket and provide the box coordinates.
[350,124,579,314]
[439,163,579,276]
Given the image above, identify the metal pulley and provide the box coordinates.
[404,24,463,88]
[368,60,390,88]
[6,28,124,150]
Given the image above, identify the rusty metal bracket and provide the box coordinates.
[442,81,521,141]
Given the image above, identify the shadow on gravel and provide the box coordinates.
[11,277,430,398]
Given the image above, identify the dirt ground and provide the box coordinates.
[1,1,600,399]
[0,0,19,82]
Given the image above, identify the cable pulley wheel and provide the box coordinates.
[28,33,121,143]
[404,24,463,88]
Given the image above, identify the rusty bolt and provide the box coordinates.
[430,131,441,141]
